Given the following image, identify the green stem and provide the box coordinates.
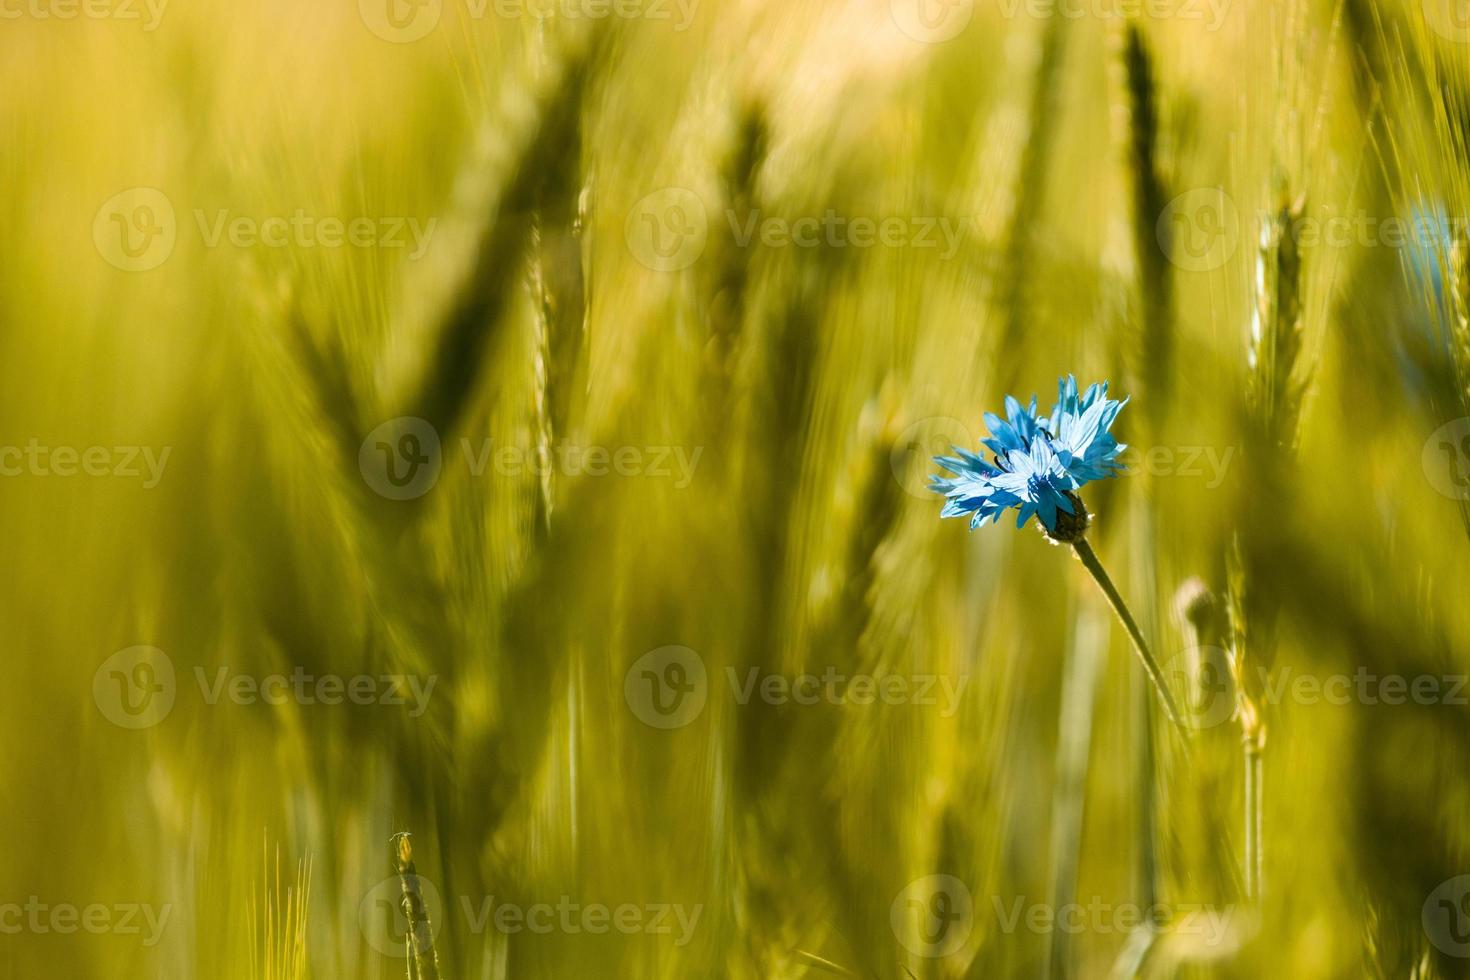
[1070,538,1185,733]
[1244,741,1263,901]
[1045,607,1105,980]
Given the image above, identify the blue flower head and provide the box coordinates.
[930,375,1128,539]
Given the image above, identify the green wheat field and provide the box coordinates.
[7,0,1470,976]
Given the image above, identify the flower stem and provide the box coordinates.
[1071,538,1185,732]
[1244,739,1263,900]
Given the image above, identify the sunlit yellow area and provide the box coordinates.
[3,0,1470,977]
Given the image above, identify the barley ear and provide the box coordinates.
[1232,195,1310,688]
[1120,22,1175,425]
[1447,233,1470,401]
[707,100,767,389]
[390,833,443,980]
[528,117,589,527]
[1444,233,1470,538]
[410,40,593,444]
[1230,193,1311,904]
[1247,197,1308,454]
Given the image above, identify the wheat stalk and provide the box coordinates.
[528,129,589,530]
[707,100,767,400]
[409,36,596,449]
[391,833,443,980]
[1111,29,1180,978]
[1119,23,1174,423]
[1231,195,1309,903]
[1441,233,1470,538]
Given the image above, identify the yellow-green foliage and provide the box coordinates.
[3,1,1470,978]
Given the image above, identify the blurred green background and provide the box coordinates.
[5,0,1470,977]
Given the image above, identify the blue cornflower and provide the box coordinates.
[931,375,1129,538]
[1399,202,1457,402]
[931,376,1184,729]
